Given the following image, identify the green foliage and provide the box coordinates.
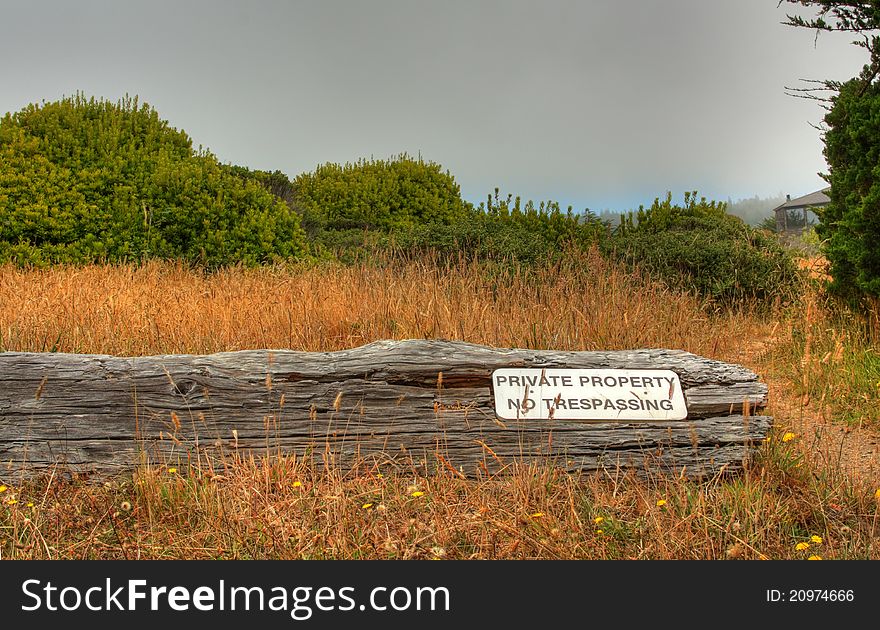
[605,192,800,307]
[292,154,470,239]
[394,188,606,266]
[819,78,880,304]
[224,165,298,210]
[758,215,778,232]
[0,94,307,267]
[800,226,822,250]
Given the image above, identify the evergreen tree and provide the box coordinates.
[819,78,880,299]
[781,1,880,305]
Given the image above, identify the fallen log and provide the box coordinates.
[0,339,771,478]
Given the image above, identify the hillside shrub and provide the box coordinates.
[292,154,470,239]
[394,189,606,266]
[0,94,307,267]
[604,192,800,308]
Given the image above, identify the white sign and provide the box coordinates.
[492,368,688,421]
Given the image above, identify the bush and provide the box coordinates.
[604,192,800,308]
[0,94,307,267]
[292,154,470,238]
[393,189,606,266]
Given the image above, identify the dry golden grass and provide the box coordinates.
[765,281,880,429]
[797,256,831,282]
[3,252,880,560]
[3,444,876,560]
[0,249,763,358]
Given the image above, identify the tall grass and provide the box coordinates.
[767,280,880,428]
[0,249,762,357]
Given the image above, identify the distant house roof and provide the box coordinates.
[772,188,830,212]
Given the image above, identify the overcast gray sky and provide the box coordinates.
[0,1,869,212]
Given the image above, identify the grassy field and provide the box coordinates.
[0,249,758,356]
[1,251,879,560]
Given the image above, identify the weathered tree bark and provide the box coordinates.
[0,339,771,479]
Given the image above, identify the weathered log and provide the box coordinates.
[0,339,771,479]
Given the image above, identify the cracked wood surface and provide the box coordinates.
[0,339,771,478]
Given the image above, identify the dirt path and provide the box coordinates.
[764,376,880,487]
[734,337,880,491]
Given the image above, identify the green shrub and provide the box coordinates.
[292,154,470,237]
[393,189,606,266]
[604,192,800,308]
[0,94,307,267]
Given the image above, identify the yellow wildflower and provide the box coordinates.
[593,516,605,524]
[808,555,822,560]
[167,467,177,474]
[810,535,823,544]
[362,503,373,510]
[411,491,424,498]
[782,432,796,442]
[596,529,604,535]
[656,499,667,507]
[530,512,544,518]
[6,498,18,505]
[292,481,302,488]
[795,542,810,551]
[0,485,7,493]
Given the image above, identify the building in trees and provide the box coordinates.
[772,188,829,234]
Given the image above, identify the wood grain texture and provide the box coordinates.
[0,339,771,478]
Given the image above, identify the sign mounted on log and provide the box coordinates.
[0,339,771,479]
[492,368,688,421]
